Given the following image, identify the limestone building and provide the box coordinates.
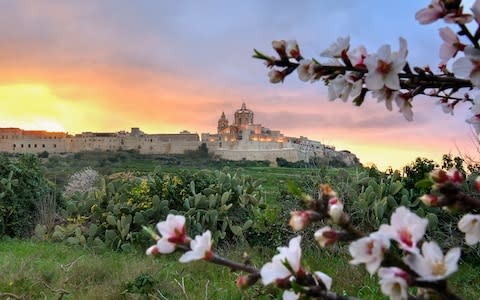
[0,103,360,166]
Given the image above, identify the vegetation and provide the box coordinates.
[0,152,479,298]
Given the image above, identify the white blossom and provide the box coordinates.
[348,45,368,67]
[320,36,350,58]
[156,214,186,254]
[439,27,462,63]
[403,241,460,281]
[365,38,407,91]
[260,236,302,285]
[458,213,480,245]
[378,206,428,254]
[371,87,398,111]
[415,0,445,24]
[328,73,362,102]
[467,96,480,134]
[349,232,391,275]
[395,94,414,121]
[472,0,480,24]
[378,267,410,300]
[452,46,480,87]
[179,230,213,263]
[297,59,314,82]
[314,271,332,290]
[282,290,299,300]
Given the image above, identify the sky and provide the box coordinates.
[1,0,479,171]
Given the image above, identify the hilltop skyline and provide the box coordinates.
[0,0,479,170]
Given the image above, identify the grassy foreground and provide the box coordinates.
[1,239,479,299]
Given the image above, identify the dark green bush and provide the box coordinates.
[0,154,53,237]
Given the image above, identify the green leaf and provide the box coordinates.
[230,225,243,236]
[106,215,117,226]
[390,182,403,195]
[415,178,434,190]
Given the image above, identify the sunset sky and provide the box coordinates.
[1,0,479,170]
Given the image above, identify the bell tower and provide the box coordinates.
[217,112,229,133]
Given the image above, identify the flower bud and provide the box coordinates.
[236,275,250,289]
[447,168,464,184]
[268,69,285,83]
[419,194,439,206]
[272,40,286,52]
[430,169,449,184]
[286,40,301,60]
[289,211,311,231]
[319,184,337,198]
[475,176,480,192]
[314,226,337,247]
[146,245,160,256]
[328,197,344,224]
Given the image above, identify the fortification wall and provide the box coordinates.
[0,137,66,153]
[214,148,300,162]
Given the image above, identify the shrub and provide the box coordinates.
[0,154,53,237]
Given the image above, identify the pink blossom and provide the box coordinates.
[320,36,350,58]
[378,206,428,254]
[179,230,213,263]
[378,267,410,300]
[314,226,337,247]
[458,213,480,245]
[155,214,186,254]
[349,232,391,275]
[260,236,302,285]
[403,241,460,281]
[452,46,480,87]
[415,0,445,24]
[439,27,464,63]
[365,39,407,91]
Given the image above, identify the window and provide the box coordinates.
[42,144,45,148]
[34,144,37,148]
[21,144,24,148]
[28,144,31,148]
[53,144,56,148]
[13,144,16,148]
